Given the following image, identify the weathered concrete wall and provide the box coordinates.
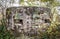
[6,7,51,36]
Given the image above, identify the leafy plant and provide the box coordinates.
[0,20,15,39]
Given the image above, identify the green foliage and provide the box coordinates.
[41,0,54,2]
[41,0,60,7]
[0,20,15,39]
[35,26,59,39]
[20,0,24,4]
[37,23,60,39]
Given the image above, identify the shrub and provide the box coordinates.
[0,20,15,39]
